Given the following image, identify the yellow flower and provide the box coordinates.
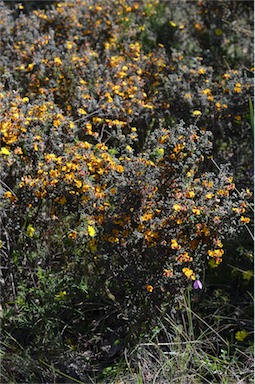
[68,231,78,240]
[202,88,211,95]
[78,108,87,115]
[107,236,119,243]
[115,165,124,173]
[198,68,206,75]
[173,204,182,212]
[163,269,173,277]
[54,196,67,205]
[4,191,13,199]
[88,225,96,237]
[54,57,62,66]
[66,41,73,49]
[192,110,202,116]
[235,330,249,342]
[177,252,193,263]
[141,212,153,222]
[4,191,17,203]
[208,249,224,257]
[234,83,242,93]
[26,224,35,237]
[192,208,201,215]
[85,122,93,135]
[182,267,195,280]
[186,191,195,198]
[215,239,223,248]
[186,170,194,177]
[240,216,250,223]
[1,147,10,156]
[146,284,154,292]
[144,230,158,243]
[27,63,34,71]
[75,179,83,189]
[171,239,181,250]
[55,290,67,301]
[206,193,214,199]
[194,23,203,31]
[173,143,184,153]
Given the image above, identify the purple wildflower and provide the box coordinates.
[193,280,203,289]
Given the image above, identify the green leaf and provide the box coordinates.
[248,97,254,135]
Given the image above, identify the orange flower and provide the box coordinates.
[177,252,193,263]
[240,216,250,223]
[115,165,124,173]
[198,68,206,75]
[202,88,211,96]
[194,23,203,31]
[234,83,242,93]
[163,269,173,278]
[4,191,18,203]
[141,211,153,222]
[146,284,154,292]
[208,249,224,257]
[171,239,181,250]
[186,191,195,198]
[68,231,78,240]
[54,57,62,66]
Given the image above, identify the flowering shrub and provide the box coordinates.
[0,0,253,359]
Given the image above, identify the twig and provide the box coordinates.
[0,179,17,196]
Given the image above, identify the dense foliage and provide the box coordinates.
[0,0,253,382]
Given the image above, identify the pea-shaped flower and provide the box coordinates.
[193,280,203,290]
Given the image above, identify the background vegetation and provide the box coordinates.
[0,0,254,383]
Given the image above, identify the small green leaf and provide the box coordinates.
[208,259,218,268]
[248,97,254,135]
